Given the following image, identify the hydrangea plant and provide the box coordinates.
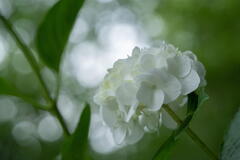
[94,43,206,145]
[1,0,237,159]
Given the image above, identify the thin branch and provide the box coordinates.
[0,13,70,137]
[0,14,52,105]
[51,102,71,136]
[163,105,218,160]
[15,94,51,111]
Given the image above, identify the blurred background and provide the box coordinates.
[0,0,240,159]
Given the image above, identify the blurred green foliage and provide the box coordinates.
[0,0,240,160]
[36,0,85,71]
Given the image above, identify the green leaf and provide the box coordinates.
[35,0,85,71]
[187,88,209,115]
[187,92,199,115]
[153,90,206,160]
[221,108,240,160]
[0,77,18,96]
[62,104,91,160]
[196,87,209,107]
[0,77,50,110]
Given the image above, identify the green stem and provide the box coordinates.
[163,105,218,160]
[4,93,50,111]
[0,13,70,137]
[15,93,51,110]
[51,103,71,136]
[0,14,52,105]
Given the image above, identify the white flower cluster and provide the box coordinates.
[94,42,206,145]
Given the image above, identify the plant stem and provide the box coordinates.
[0,14,52,104]
[52,103,71,136]
[52,75,71,136]
[14,93,51,110]
[0,13,70,137]
[163,105,218,160]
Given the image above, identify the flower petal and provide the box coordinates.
[151,89,164,111]
[112,125,127,145]
[179,70,200,95]
[169,96,188,109]
[148,69,181,103]
[126,102,138,122]
[183,51,197,61]
[125,121,144,144]
[167,55,192,78]
[132,47,140,56]
[140,54,156,71]
[136,81,154,107]
[116,81,137,106]
[193,61,206,87]
[139,111,162,132]
[101,97,118,127]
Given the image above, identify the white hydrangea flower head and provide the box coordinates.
[94,42,206,145]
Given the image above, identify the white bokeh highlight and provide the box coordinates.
[0,98,18,122]
[0,36,8,65]
[38,116,63,142]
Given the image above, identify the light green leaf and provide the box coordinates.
[36,0,85,71]
[62,104,91,160]
[221,108,240,160]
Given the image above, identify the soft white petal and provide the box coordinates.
[112,125,127,145]
[101,97,118,127]
[183,51,197,61]
[155,54,168,69]
[136,81,154,107]
[116,81,137,106]
[147,69,181,103]
[140,54,156,71]
[194,61,206,77]
[132,47,140,56]
[193,61,206,87]
[150,89,164,111]
[139,111,162,132]
[167,55,192,78]
[179,70,200,95]
[169,96,188,109]
[126,102,138,122]
[125,121,144,144]
[89,115,118,154]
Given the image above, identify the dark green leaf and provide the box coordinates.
[187,88,209,115]
[196,87,209,107]
[221,108,240,160]
[187,92,199,115]
[0,77,18,96]
[36,0,85,71]
[62,104,91,160]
